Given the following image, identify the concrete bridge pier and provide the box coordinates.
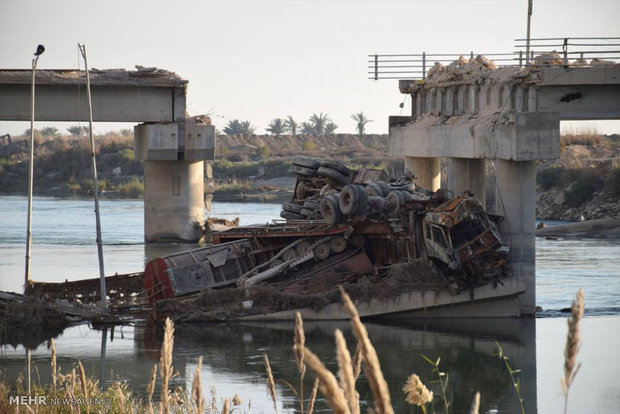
[404,156,441,191]
[447,158,486,206]
[135,121,215,243]
[494,159,537,315]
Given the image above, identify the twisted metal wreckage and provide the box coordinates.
[144,157,512,322]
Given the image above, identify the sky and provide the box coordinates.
[1,0,619,136]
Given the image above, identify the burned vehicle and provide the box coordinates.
[147,157,511,321]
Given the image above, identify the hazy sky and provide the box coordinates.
[1,0,619,136]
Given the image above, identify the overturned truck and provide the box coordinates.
[147,157,519,321]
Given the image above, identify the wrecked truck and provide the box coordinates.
[145,157,510,319]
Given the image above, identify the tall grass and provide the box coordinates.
[561,125,604,146]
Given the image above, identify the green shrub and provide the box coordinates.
[302,140,316,151]
[564,170,604,206]
[118,177,144,197]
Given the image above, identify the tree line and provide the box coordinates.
[224,112,372,138]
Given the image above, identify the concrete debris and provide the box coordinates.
[534,51,563,65]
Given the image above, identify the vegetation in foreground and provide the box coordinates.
[0,289,585,414]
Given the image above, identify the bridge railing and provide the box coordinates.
[368,37,620,80]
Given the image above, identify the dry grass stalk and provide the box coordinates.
[191,356,205,414]
[402,374,433,412]
[469,391,480,414]
[302,347,351,414]
[562,289,584,414]
[160,317,175,414]
[339,286,394,414]
[351,341,362,381]
[263,353,278,413]
[232,394,242,406]
[307,378,319,414]
[51,339,57,392]
[146,363,157,414]
[335,329,360,414]
[294,312,307,379]
[78,361,88,398]
[221,397,230,414]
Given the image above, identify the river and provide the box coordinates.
[1,195,619,413]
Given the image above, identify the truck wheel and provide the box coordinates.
[282,249,298,262]
[339,184,360,215]
[282,202,303,214]
[280,210,304,220]
[352,185,368,216]
[376,181,391,196]
[330,236,347,253]
[313,243,331,260]
[292,156,322,169]
[365,182,386,197]
[303,200,320,211]
[387,190,405,215]
[321,160,351,176]
[317,166,349,187]
[296,240,312,255]
[320,195,342,226]
[291,165,318,176]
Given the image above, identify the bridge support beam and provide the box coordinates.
[404,156,440,191]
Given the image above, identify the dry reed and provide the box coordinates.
[294,311,307,379]
[263,353,278,413]
[160,317,175,414]
[191,356,205,414]
[339,286,394,414]
[146,363,157,414]
[402,374,433,412]
[221,397,230,414]
[351,341,362,381]
[51,339,57,392]
[335,329,360,414]
[469,392,480,414]
[78,361,88,398]
[562,288,584,414]
[307,378,319,414]
[302,347,351,414]
[232,394,242,406]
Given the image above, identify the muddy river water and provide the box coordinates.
[1,195,619,413]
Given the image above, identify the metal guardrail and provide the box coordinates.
[368,37,620,80]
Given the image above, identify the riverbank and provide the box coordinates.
[536,217,620,239]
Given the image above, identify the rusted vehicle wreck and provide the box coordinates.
[149,157,521,322]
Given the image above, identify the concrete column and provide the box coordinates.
[457,85,467,115]
[404,156,441,191]
[527,85,537,112]
[502,85,513,110]
[425,90,433,113]
[490,85,501,108]
[435,88,443,113]
[468,85,479,113]
[514,85,525,112]
[480,84,489,108]
[447,158,486,205]
[444,87,455,116]
[144,160,205,242]
[416,93,423,117]
[494,159,536,315]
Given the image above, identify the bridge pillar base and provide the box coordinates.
[144,160,205,243]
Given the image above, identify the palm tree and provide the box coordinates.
[351,111,372,136]
[41,126,59,137]
[325,122,338,135]
[266,118,286,136]
[67,126,84,136]
[224,120,256,137]
[24,128,38,137]
[300,122,314,135]
[284,116,298,135]
[309,113,332,136]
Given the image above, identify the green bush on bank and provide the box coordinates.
[564,169,604,206]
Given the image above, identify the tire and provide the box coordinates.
[376,181,391,196]
[330,236,347,253]
[368,196,388,211]
[317,166,349,187]
[339,184,361,215]
[282,202,303,214]
[321,160,351,176]
[296,240,312,255]
[313,243,331,260]
[320,195,342,227]
[282,249,298,262]
[303,200,320,211]
[352,185,368,216]
[387,190,405,215]
[269,259,284,269]
[292,156,322,169]
[291,165,318,176]
[280,210,304,220]
[365,182,385,197]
